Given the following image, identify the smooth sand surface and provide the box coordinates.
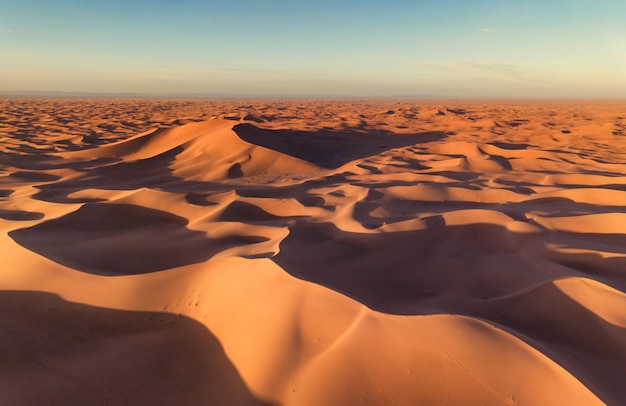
[1,98,625,405]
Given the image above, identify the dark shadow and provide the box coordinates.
[3,111,626,403]
[31,147,211,204]
[0,151,68,171]
[26,123,442,205]
[85,147,184,190]
[487,142,532,150]
[487,153,513,169]
[427,170,482,181]
[273,221,550,315]
[382,155,431,170]
[0,209,44,221]
[233,123,447,169]
[503,197,626,218]
[445,108,467,115]
[353,202,417,229]
[546,183,626,192]
[273,216,626,302]
[491,178,538,195]
[243,113,265,123]
[228,163,244,178]
[185,192,220,207]
[0,290,270,405]
[297,195,327,208]
[9,203,268,275]
[474,282,626,406]
[356,163,383,174]
[1,150,121,174]
[9,171,61,182]
[17,122,449,206]
[218,201,308,225]
[272,220,626,404]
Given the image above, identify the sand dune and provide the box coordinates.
[1,98,625,404]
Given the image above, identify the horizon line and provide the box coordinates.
[1,90,624,101]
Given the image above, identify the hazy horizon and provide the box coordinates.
[2,0,625,98]
[3,90,626,101]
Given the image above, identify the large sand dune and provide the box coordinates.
[1,98,625,404]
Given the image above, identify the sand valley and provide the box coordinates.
[1,98,625,405]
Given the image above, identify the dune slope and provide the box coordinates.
[1,98,625,405]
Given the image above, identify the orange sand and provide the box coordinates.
[1,98,625,405]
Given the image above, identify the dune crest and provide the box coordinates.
[1,98,625,405]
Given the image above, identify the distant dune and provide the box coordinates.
[1,98,625,405]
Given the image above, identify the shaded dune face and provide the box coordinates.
[273,220,626,402]
[26,120,447,200]
[0,209,44,221]
[2,100,626,405]
[274,220,536,314]
[0,291,269,405]
[233,123,447,169]
[9,203,267,275]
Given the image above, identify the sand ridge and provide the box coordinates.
[1,98,625,404]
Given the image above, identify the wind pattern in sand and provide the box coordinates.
[1,98,626,405]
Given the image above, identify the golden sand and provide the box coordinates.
[1,98,625,404]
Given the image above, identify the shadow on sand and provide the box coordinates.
[0,290,271,405]
[233,123,447,169]
[9,203,268,275]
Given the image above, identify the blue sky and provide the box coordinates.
[1,0,625,97]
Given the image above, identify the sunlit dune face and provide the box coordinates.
[1,98,625,405]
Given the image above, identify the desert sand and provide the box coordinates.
[1,97,625,405]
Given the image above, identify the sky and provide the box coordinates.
[1,0,625,98]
